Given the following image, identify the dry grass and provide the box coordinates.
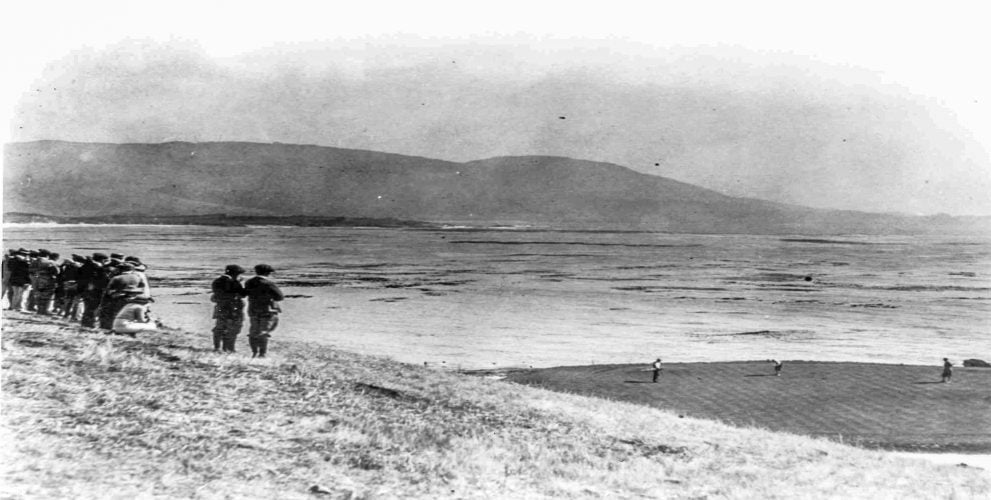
[2,311,989,499]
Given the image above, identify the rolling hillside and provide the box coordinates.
[4,140,988,234]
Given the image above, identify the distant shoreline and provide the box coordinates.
[2,213,436,228]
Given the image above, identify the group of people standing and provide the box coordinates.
[211,263,284,358]
[3,248,285,357]
[2,248,156,335]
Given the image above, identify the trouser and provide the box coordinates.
[652,369,660,382]
[81,289,104,328]
[248,313,279,358]
[248,334,270,358]
[212,316,244,352]
[33,276,57,315]
[9,285,31,311]
[26,276,38,311]
[61,285,82,320]
[98,296,127,330]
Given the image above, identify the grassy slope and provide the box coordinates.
[1,312,989,499]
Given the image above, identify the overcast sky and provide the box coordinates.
[3,1,990,216]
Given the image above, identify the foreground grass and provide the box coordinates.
[1,312,989,499]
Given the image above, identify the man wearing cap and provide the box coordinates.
[79,253,111,328]
[6,249,32,311]
[244,264,284,358]
[25,250,42,311]
[105,253,125,279]
[100,262,144,330]
[211,264,248,352]
[32,250,60,315]
[59,254,86,320]
[125,256,152,300]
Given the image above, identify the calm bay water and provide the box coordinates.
[4,224,989,369]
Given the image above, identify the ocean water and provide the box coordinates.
[3,224,989,370]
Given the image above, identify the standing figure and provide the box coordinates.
[773,359,783,376]
[652,357,662,383]
[244,264,284,358]
[2,249,15,307]
[26,250,41,311]
[59,255,85,320]
[211,264,247,352]
[33,251,60,315]
[78,253,107,327]
[6,249,32,311]
[942,358,953,383]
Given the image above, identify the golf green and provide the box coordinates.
[505,361,991,452]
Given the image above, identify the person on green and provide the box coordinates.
[210,264,247,352]
[244,264,284,358]
[941,358,953,383]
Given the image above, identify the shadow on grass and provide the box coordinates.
[913,381,945,385]
[745,374,776,377]
[624,380,655,384]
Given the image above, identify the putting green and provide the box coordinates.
[506,361,991,452]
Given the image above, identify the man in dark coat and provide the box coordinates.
[6,249,32,311]
[32,250,60,315]
[59,254,85,320]
[211,264,248,353]
[79,253,111,328]
[244,264,284,358]
[26,250,42,311]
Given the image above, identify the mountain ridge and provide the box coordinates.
[4,140,989,234]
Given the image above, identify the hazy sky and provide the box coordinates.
[3,1,990,216]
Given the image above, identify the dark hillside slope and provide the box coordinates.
[5,141,988,234]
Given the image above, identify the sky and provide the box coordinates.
[3,1,990,216]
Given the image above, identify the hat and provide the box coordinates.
[16,248,29,255]
[117,262,135,271]
[254,263,275,275]
[72,254,85,262]
[93,252,109,261]
[225,264,247,275]
[125,256,146,270]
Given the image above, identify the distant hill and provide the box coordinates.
[4,140,989,234]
